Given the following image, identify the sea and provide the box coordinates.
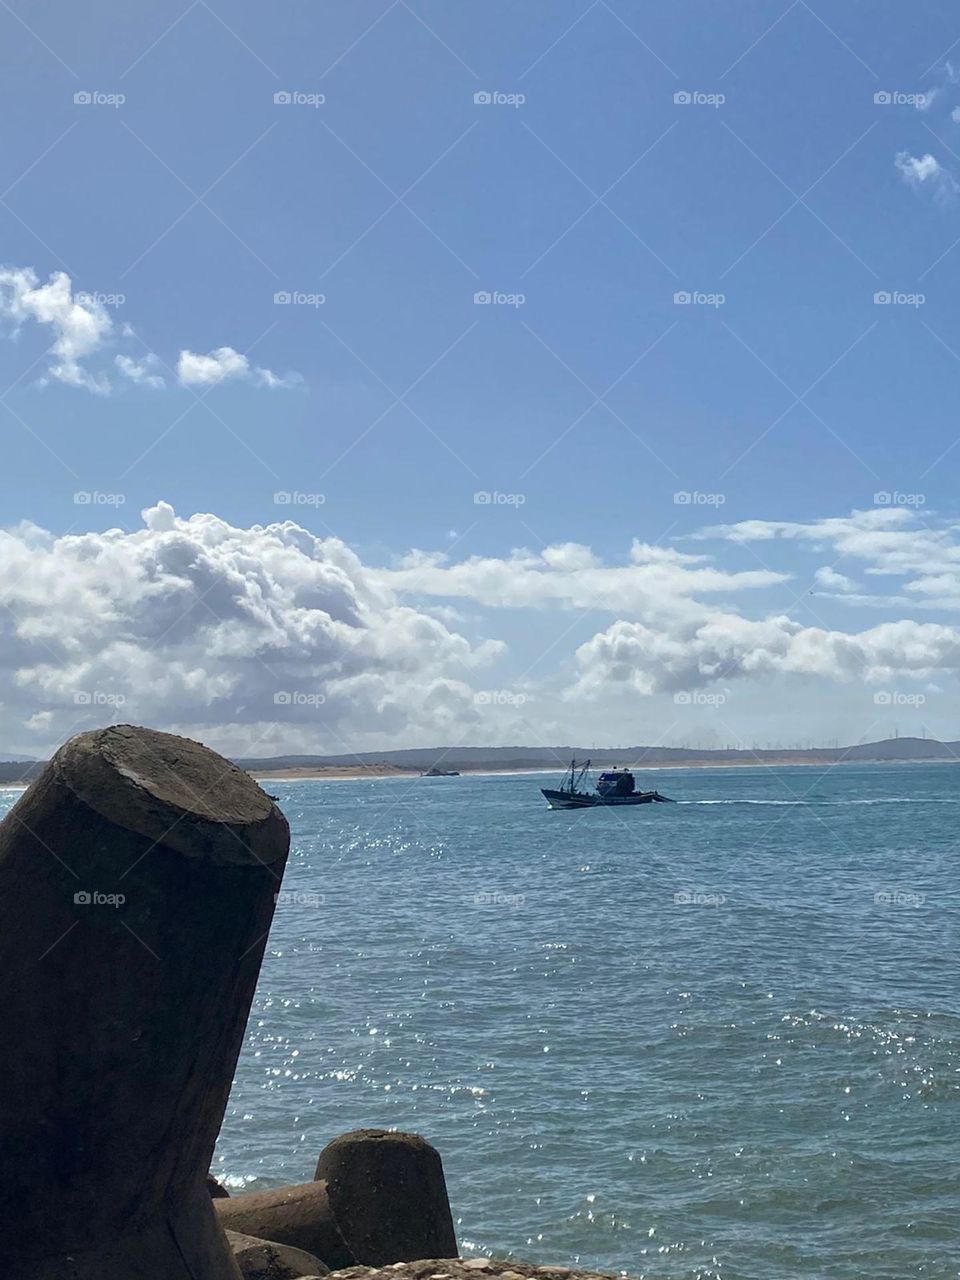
[3,762,959,1279]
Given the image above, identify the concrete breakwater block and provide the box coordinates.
[226,1229,329,1279]
[216,1181,355,1270]
[316,1130,459,1265]
[0,725,290,1280]
[216,1130,458,1268]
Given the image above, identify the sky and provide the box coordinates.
[3,1,960,758]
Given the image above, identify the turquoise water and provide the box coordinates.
[4,763,959,1278]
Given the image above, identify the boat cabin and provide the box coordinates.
[596,769,635,797]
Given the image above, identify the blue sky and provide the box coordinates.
[3,2,960,756]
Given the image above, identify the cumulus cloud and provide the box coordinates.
[573,614,960,697]
[0,504,504,757]
[814,565,855,592]
[0,267,112,393]
[384,514,960,706]
[177,346,298,389]
[0,264,301,394]
[6,506,960,756]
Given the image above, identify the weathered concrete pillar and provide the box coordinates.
[314,1130,458,1265]
[214,1182,355,1269]
[215,1130,458,1267]
[0,725,289,1280]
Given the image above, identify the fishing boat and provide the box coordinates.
[541,759,673,809]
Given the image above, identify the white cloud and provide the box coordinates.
[813,565,855,592]
[381,539,786,618]
[895,151,958,200]
[384,514,960,706]
[5,506,960,756]
[177,346,297,389]
[0,503,505,756]
[952,106,960,124]
[116,353,165,389]
[695,509,960,608]
[0,265,301,394]
[573,614,960,697]
[896,151,941,183]
[0,267,112,393]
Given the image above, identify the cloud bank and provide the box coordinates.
[2,506,960,756]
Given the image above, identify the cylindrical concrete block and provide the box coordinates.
[215,1182,355,1270]
[0,725,289,1280]
[315,1129,459,1264]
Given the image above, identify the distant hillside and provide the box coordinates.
[2,737,957,788]
[237,736,960,773]
[0,760,43,784]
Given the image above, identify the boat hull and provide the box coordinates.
[541,788,670,810]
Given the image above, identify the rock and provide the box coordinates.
[0,725,290,1280]
[226,1229,330,1278]
[315,1129,459,1264]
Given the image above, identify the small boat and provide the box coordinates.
[541,759,673,809]
[420,767,460,777]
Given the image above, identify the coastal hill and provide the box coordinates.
[1,736,956,785]
[236,736,959,777]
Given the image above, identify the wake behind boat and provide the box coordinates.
[541,759,673,809]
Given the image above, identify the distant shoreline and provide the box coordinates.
[3,737,958,790]
[251,755,960,782]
